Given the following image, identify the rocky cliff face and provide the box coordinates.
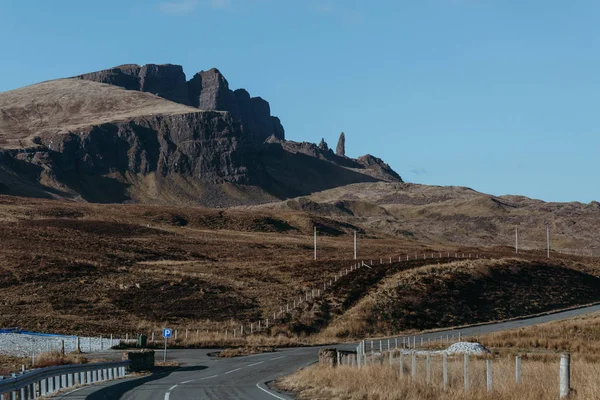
[78,64,189,105]
[46,111,253,184]
[77,64,284,145]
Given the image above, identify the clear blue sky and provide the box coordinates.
[1,1,598,203]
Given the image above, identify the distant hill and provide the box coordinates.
[255,181,600,252]
[0,64,401,206]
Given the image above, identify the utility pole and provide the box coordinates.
[546,223,550,258]
[515,227,518,255]
[314,225,317,260]
[354,230,357,260]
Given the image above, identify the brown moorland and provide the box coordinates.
[1,194,599,345]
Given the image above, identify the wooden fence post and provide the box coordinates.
[399,352,404,376]
[443,353,448,390]
[426,353,431,385]
[487,359,493,392]
[464,354,469,392]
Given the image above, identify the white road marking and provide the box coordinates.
[256,382,288,400]
[201,375,219,380]
[270,356,286,361]
[181,380,194,384]
[225,368,242,374]
[248,361,264,367]
[164,384,178,400]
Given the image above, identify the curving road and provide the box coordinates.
[55,303,600,400]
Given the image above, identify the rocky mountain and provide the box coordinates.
[0,64,402,206]
[77,64,284,145]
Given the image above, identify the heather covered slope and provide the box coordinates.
[1,195,600,340]
[319,258,600,339]
[259,182,600,252]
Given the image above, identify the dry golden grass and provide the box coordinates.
[279,354,600,400]
[0,355,27,375]
[0,79,198,147]
[0,351,88,375]
[477,311,600,362]
[33,351,88,369]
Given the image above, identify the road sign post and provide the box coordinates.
[163,328,172,362]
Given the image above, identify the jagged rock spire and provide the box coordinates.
[318,138,329,151]
[336,132,345,156]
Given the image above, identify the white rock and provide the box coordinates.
[444,342,490,355]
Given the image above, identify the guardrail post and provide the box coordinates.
[61,374,67,388]
[68,373,73,387]
[86,371,92,384]
[108,368,114,380]
[92,370,97,383]
[74,371,80,385]
[48,376,54,393]
[515,355,522,384]
[41,378,47,395]
[19,387,25,400]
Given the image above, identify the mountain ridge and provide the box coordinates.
[0,64,402,206]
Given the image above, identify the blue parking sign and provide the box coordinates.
[163,328,172,338]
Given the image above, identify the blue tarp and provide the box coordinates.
[0,328,75,338]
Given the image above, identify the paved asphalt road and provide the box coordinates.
[55,303,600,400]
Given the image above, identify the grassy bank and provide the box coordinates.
[279,357,600,400]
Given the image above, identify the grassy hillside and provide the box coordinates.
[1,194,599,343]
[259,182,600,252]
[320,258,600,339]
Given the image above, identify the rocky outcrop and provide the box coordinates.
[233,88,285,145]
[188,68,238,112]
[318,138,329,152]
[187,69,284,144]
[336,132,345,157]
[356,155,403,182]
[78,64,189,105]
[77,65,285,145]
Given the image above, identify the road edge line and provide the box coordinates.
[256,381,288,400]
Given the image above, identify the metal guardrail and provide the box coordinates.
[0,360,131,399]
